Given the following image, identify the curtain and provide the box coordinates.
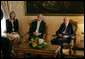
[1,1,11,19]
[1,1,11,37]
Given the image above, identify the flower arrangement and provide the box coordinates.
[29,37,47,49]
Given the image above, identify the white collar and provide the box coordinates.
[66,23,69,27]
[37,20,41,23]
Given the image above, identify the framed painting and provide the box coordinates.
[25,1,84,16]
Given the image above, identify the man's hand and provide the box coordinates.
[58,34,63,37]
[33,32,41,36]
[63,35,69,38]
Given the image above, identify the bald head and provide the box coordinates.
[63,17,69,24]
[37,14,43,21]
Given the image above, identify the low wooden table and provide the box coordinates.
[13,42,61,58]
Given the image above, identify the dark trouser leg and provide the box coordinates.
[60,45,63,58]
[57,38,71,58]
[51,39,58,45]
[1,37,11,58]
[51,38,64,58]
[51,38,71,58]
[56,39,63,58]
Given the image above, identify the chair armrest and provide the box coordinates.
[20,31,29,38]
[70,35,76,49]
[71,36,76,39]
[43,34,47,39]
[52,34,56,37]
[52,34,57,39]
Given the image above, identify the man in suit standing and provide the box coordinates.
[51,17,75,57]
[29,14,46,39]
[1,9,10,58]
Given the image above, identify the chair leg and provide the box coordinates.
[69,47,71,56]
[69,45,76,56]
[11,50,17,57]
[72,46,76,54]
[73,49,76,54]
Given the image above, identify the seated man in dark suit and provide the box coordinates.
[51,17,75,45]
[29,14,46,39]
[51,17,76,57]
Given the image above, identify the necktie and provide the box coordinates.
[63,25,66,31]
[62,25,67,33]
[36,21,40,33]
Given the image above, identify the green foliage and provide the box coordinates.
[29,37,47,49]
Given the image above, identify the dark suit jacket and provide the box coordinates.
[29,20,46,38]
[56,23,76,38]
[1,9,3,20]
[6,18,19,33]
